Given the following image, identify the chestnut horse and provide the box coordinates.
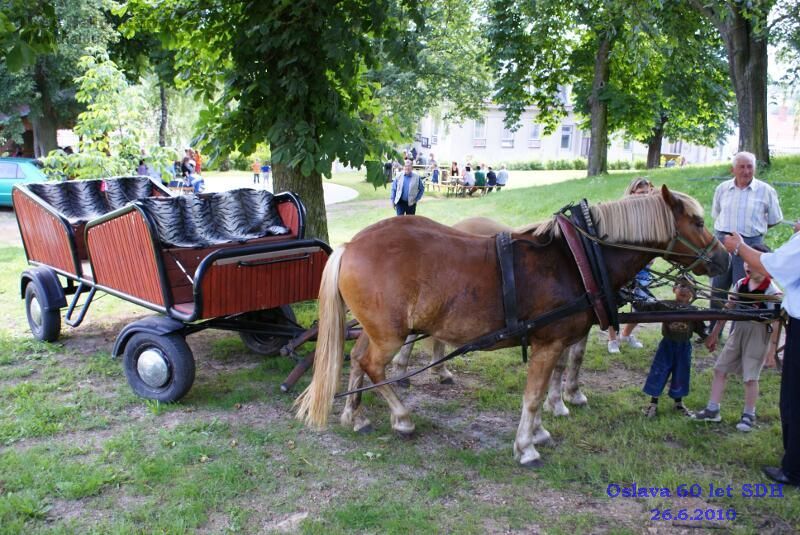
[391,215,588,417]
[296,186,728,466]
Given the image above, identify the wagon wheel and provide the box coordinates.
[123,332,195,402]
[25,281,61,342]
[239,305,297,357]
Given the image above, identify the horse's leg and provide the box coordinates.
[391,335,416,388]
[361,339,416,435]
[340,334,373,433]
[426,338,454,384]
[564,334,589,406]
[514,340,565,467]
[543,347,570,417]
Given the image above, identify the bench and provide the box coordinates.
[25,177,169,262]
[136,188,289,249]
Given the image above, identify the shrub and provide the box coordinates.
[507,160,544,171]
[572,158,587,170]
[547,159,574,170]
[608,160,632,170]
[634,160,647,170]
[228,150,250,171]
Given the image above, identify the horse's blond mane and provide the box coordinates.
[531,191,703,244]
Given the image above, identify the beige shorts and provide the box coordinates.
[714,321,770,381]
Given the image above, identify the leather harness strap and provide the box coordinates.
[556,214,610,330]
[495,232,528,362]
[576,200,619,333]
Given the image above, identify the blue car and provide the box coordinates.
[0,157,48,206]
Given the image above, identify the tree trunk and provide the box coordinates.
[31,61,59,157]
[645,114,666,169]
[587,38,612,177]
[691,2,770,165]
[159,83,168,147]
[722,13,769,165]
[272,158,329,244]
[30,115,58,157]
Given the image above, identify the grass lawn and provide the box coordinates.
[0,157,798,533]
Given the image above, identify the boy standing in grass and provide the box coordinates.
[642,277,706,418]
[693,244,782,432]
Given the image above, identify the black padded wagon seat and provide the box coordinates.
[136,188,290,249]
[27,177,161,225]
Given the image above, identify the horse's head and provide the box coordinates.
[660,185,729,276]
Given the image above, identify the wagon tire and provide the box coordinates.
[123,332,195,402]
[239,305,297,357]
[25,282,61,342]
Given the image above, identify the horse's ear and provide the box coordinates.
[660,184,681,211]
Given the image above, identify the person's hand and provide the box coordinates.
[705,333,718,352]
[722,232,743,254]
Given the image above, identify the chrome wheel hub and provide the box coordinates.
[137,348,170,388]
[30,296,42,327]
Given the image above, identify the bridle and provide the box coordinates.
[559,204,721,276]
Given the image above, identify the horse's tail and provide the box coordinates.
[294,245,348,429]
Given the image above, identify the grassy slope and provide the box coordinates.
[0,157,798,533]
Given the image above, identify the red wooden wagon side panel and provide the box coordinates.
[197,248,328,319]
[86,209,166,307]
[13,188,78,276]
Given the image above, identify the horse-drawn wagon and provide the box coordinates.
[13,176,331,402]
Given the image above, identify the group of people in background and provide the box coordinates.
[445,159,508,193]
[388,151,511,215]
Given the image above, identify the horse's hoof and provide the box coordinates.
[532,428,552,445]
[439,377,454,385]
[567,392,588,406]
[521,458,544,468]
[356,424,374,435]
[396,377,411,388]
[395,429,415,440]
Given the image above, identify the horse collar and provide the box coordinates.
[556,213,612,331]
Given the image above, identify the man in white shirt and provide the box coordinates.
[496,164,509,191]
[710,151,782,315]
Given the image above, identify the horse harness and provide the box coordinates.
[335,201,613,398]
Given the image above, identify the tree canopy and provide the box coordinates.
[0,0,115,154]
[120,0,492,240]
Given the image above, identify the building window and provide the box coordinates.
[528,123,542,148]
[432,120,439,145]
[623,140,632,151]
[560,126,573,150]
[501,128,514,148]
[473,118,487,148]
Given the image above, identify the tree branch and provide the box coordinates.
[688,0,726,34]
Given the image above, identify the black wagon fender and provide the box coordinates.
[112,316,186,358]
[20,267,67,310]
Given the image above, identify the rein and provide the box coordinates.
[334,293,596,399]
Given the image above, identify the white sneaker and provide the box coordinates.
[622,335,643,349]
[607,339,620,354]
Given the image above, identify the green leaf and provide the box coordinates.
[6,41,35,71]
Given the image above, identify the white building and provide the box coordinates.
[412,102,736,168]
